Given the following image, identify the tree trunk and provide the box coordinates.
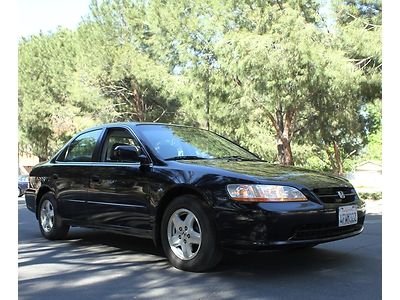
[41,139,49,162]
[205,93,210,130]
[333,141,344,175]
[131,79,145,122]
[325,142,344,174]
[38,155,47,162]
[267,108,295,166]
[325,145,337,172]
[277,138,294,165]
[205,68,210,130]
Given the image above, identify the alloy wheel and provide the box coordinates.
[167,208,202,260]
[40,200,55,233]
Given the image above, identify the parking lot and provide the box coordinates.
[18,197,382,300]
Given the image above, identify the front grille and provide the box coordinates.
[291,223,363,241]
[313,187,356,204]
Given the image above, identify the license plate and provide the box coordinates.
[338,205,358,227]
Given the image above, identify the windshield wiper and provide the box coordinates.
[165,156,209,161]
[217,156,260,161]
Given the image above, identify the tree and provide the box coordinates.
[18,0,381,171]
[19,30,79,160]
[18,29,116,160]
[78,0,181,123]
[212,4,361,167]
[317,0,382,172]
[144,0,230,130]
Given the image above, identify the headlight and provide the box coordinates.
[227,184,308,202]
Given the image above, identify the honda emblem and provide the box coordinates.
[337,191,346,199]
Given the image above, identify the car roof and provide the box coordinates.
[84,122,193,131]
[80,122,195,133]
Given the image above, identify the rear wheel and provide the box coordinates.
[161,195,222,272]
[38,192,70,240]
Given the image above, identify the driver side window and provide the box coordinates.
[102,128,142,162]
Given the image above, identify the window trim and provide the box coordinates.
[55,128,104,163]
[99,127,140,163]
[97,125,153,165]
[52,125,153,166]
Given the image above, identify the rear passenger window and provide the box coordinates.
[63,130,102,162]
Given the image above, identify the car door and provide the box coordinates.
[85,126,152,234]
[54,128,104,222]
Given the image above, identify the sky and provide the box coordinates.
[18,0,92,37]
[18,0,335,38]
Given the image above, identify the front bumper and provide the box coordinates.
[215,200,366,250]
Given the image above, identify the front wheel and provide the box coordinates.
[161,195,222,272]
[38,192,70,240]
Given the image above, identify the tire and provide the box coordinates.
[161,195,222,272]
[38,192,70,240]
[18,187,22,197]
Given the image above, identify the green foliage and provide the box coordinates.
[291,144,331,171]
[18,29,116,160]
[334,0,382,26]
[364,129,382,161]
[79,4,181,123]
[358,191,382,201]
[19,30,78,159]
[18,0,381,170]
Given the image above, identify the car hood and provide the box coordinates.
[179,159,352,189]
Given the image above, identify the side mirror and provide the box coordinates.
[113,145,140,162]
[113,145,150,166]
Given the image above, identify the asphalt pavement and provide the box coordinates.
[18,197,382,300]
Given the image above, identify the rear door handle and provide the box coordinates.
[52,174,59,180]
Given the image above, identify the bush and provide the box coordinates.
[358,192,382,201]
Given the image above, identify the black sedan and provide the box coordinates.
[25,122,365,271]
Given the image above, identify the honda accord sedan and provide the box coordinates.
[25,122,365,271]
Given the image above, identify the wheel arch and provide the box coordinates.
[153,185,214,247]
[35,186,53,219]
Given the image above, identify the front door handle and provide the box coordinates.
[52,174,59,180]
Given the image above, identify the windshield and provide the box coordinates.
[135,125,259,161]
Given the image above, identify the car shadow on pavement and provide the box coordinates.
[217,247,354,275]
[19,198,381,300]
[19,229,168,270]
[67,229,165,257]
[19,226,380,300]
[20,227,358,276]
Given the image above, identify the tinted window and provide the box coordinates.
[102,128,142,162]
[63,130,102,162]
[135,125,259,160]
